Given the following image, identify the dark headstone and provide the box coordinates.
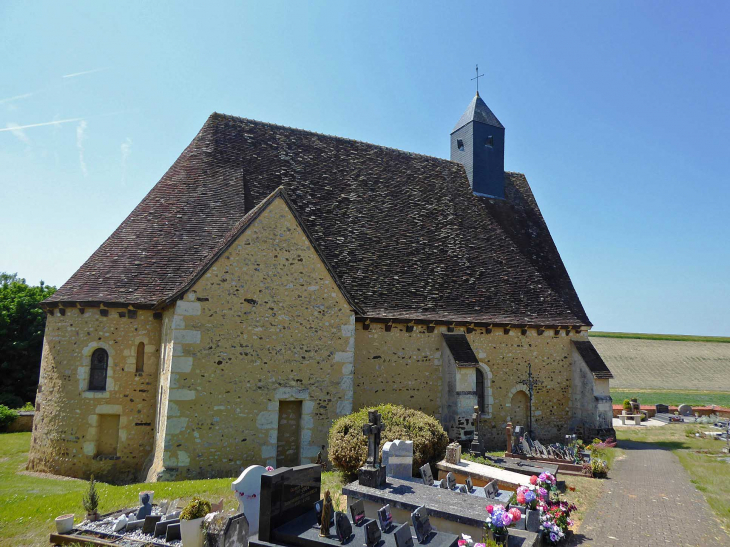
[656,404,669,414]
[445,472,456,490]
[411,506,432,544]
[335,512,353,543]
[221,513,250,547]
[136,493,153,520]
[377,504,393,532]
[364,519,382,547]
[438,477,448,489]
[358,466,387,488]
[259,464,322,542]
[419,464,434,487]
[126,519,144,531]
[465,476,473,492]
[350,499,366,526]
[166,522,181,542]
[142,514,162,535]
[359,410,387,488]
[457,484,468,494]
[154,517,179,537]
[393,522,414,547]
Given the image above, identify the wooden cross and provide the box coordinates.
[518,363,543,437]
[362,410,385,467]
[471,64,484,94]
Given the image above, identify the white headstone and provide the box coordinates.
[113,514,128,532]
[231,465,266,535]
[382,440,413,479]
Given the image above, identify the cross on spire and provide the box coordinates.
[471,64,484,95]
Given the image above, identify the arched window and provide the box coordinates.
[89,348,108,391]
[136,342,145,373]
[476,368,485,414]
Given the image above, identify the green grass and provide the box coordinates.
[617,426,730,532]
[610,389,730,408]
[0,433,348,546]
[589,331,730,343]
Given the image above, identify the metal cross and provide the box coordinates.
[362,410,385,468]
[471,64,484,94]
[518,363,543,437]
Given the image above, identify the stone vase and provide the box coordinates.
[55,514,74,534]
[525,508,541,533]
[85,511,99,523]
[180,516,204,547]
[489,528,509,546]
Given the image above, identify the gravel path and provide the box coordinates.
[574,441,730,546]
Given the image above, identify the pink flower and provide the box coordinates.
[516,494,526,505]
[486,505,493,514]
[458,540,466,546]
[529,475,538,485]
[266,466,274,471]
[509,508,522,523]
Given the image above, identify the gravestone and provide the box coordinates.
[521,438,532,456]
[678,404,693,416]
[205,513,250,547]
[166,522,181,542]
[457,484,468,494]
[445,442,461,464]
[656,404,669,414]
[419,464,434,487]
[411,506,432,544]
[377,504,393,532]
[125,519,144,531]
[382,440,413,479]
[259,464,322,542]
[465,476,473,492]
[154,518,179,538]
[112,514,127,532]
[358,410,387,487]
[439,477,448,489]
[350,499,366,526]
[142,514,162,534]
[364,519,382,547]
[393,522,414,547]
[231,464,266,535]
[445,472,456,490]
[335,512,353,543]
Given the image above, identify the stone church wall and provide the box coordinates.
[27,308,161,483]
[354,324,581,449]
[145,197,356,481]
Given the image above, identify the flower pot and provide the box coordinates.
[180,516,204,547]
[55,514,74,534]
[488,528,509,546]
[525,508,541,533]
[86,511,99,523]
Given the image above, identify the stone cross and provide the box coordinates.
[362,410,385,468]
[518,363,543,437]
[506,422,513,454]
[470,405,481,455]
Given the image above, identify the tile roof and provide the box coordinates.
[452,92,504,132]
[573,340,614,379]
[442,333,479,365]
[46,113,591,326]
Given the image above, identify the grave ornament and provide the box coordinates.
[393,522,414,547]
[335,511,353,543]
[446,472,456,490]
[471,405,481,455]
[465,476,473,492]
[358,410,387,487]
[231,465,265,535]
[320,490,334,537]
[136,493,153,520]
[377,504,393,532]
[411,506,433,544]
[364,519,382,547]
[419,464,434,487]
[349,499,366,526]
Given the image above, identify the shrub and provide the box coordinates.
[622,399,631,411]
[0,405,18,431]
[181,497,212,520]
[18,402,34,411]
[591,459,608,478]
[328,404,449,476]
[82,475,100,515]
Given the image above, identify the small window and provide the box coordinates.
[486,136,494,147]
[88,348,108,391]
[457,139,464,151]
[136,342,145,373]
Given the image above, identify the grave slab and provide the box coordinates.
[435,459,531,490]
[382,440,414,480]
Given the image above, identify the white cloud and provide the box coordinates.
[76,120,88,176]
[5,122,30,145]
[121,137,132,183]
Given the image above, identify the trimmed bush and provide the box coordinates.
[328,404,449,476]
[0,405,18,432]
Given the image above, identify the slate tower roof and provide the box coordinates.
[46,112,591,327]
[452,91,504,132]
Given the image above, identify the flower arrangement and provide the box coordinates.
[484,504,520,531]
[591,459,609,478]
[516,485,539,509]
[539,500,577,545]
[537,472,556,488]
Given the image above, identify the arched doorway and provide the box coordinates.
[510,390,529,428]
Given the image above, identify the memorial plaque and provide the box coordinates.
[350,499,366,526]
[142,515,161,535]
[457,484,467,494]
[411,506,432,544]
[419,464,434,487]
[259,464,322,542]
[465,476,473,492]
[377,504,393,532]
[446,472,456,490]
[335,512,353,543]
[364,519,382,547]
[393,522,414,547]
[438,477,448,489]
[166,522,181,542]
[154,518,179,538]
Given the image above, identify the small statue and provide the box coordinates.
[316,450,327,471]
[136,493,152,520]
[320,490,333,537]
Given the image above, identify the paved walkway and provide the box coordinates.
[574,441,730,546]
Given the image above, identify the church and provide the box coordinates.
[28,92,613,483]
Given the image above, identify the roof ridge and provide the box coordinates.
[209,112,464,166]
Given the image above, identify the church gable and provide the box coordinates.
[149,191,357,478]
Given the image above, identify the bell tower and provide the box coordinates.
[450,91,505,199]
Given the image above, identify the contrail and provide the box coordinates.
[62,67,109,79]
[0,117,84,132]
[0,92,34,104]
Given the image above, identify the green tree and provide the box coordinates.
[0,273,56,407]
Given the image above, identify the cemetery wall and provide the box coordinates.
[27,308,161,483]
[146,197,356,480]
[354,325,585,448]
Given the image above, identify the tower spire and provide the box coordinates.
[471,64,484,95]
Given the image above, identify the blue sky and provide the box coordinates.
[1,2,728,336]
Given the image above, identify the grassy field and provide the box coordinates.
[590,331,730,343]
[0,432,347,547]
[617,425,730,532]
[611,389,730,408]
